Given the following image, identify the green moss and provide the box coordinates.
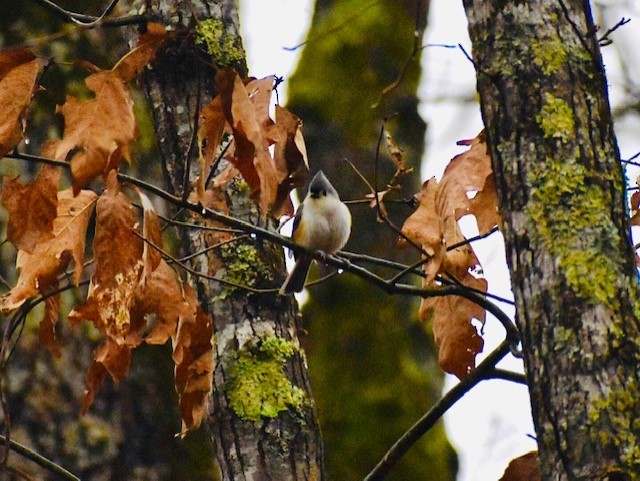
[287,0,419,147]
[526,159,621,306]
[537,92,574,141]
[195,19,245,68]
[227,337,305,421]
[218,243,272,298]
[589,379,640,477]
[532,38,567,75]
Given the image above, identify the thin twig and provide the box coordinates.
[283,0,384,51]
[27,0,152,28]
[598,17,631,46]
[177,234,249,262]
[371,0,424,108]
[447,226,500,251]
[181,44,203,202]
[364,340,513,481]
[487,368,527,385]
[0,435,80,481]
[133,231,276,294]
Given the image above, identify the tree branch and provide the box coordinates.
[5,151,521,347]
[0,435,80,481]
[364,339,513,481]
[27,0,153,28]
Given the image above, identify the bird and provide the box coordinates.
[279,170,352,295]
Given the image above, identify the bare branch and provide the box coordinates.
[0,434,80,481]
[27,0,152,28]
[364,339,513,481]
[598,17,631,46]
[487,368,527,385]
[6,151,520,347]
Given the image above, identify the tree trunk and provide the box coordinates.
[463,1,640,479]
[134,1,324,479]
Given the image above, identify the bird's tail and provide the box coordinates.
[279,256,313,295]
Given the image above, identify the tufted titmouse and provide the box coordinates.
[279,170,352,295]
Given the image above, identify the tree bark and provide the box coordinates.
[134,1,324,479]
[463,1,640,479]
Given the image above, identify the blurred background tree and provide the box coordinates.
[286,0,456,479]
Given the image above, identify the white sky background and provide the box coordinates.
[239,1,640,480]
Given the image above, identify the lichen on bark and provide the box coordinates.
[227,336,306,422]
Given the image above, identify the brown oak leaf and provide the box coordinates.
[82,339,132,414]
[135,261,187,346]
[0,48,40,157]
[499,452,541,481]
[399,178,445,282]
[112,22,169,82]
[421,273,486,379]
[215,68,277,213]
[173,284,214,435]
[1,164,60,252]
[270,105,309,217]
[55,24,168,194]
[0,188,98,312]
[437,131,493,221]
[69,171,144,343]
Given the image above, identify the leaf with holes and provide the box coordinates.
[69,171,144,344]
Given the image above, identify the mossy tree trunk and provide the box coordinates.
[133,1,324,480]
[463,1,640,478]
[287,1,456,479]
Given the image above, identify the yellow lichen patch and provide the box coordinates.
[532,37,568,75]
[195,19,245,68]
[526,159,620,306]
[227,336,305,421]
[589,378,640,477]
[537,92,574,142]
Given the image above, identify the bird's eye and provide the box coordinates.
[322,189,327,196]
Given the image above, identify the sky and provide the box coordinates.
[239,0,640,480]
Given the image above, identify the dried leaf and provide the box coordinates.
[69,171,144,343]
[215,69,278,214]
[270,105,309,216]
[0,188,98,311]
[499,452,541,481]
[630,189,640,227]
[38,291,62,358]
[385,130,404,170]
[421,274,486,379]
[135,261,186,345]
[138,191,162,278]
[55,26,167,193]
[55,70,135,193]
[1,164,60,252]
[469,174,501,235]
[0,48,40,157]
[112,23,168,82]
[197,97,227,199]
[437,131,493,220]
[400,178,445,281]
[173,284,214,434]
[82,340,132,414]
